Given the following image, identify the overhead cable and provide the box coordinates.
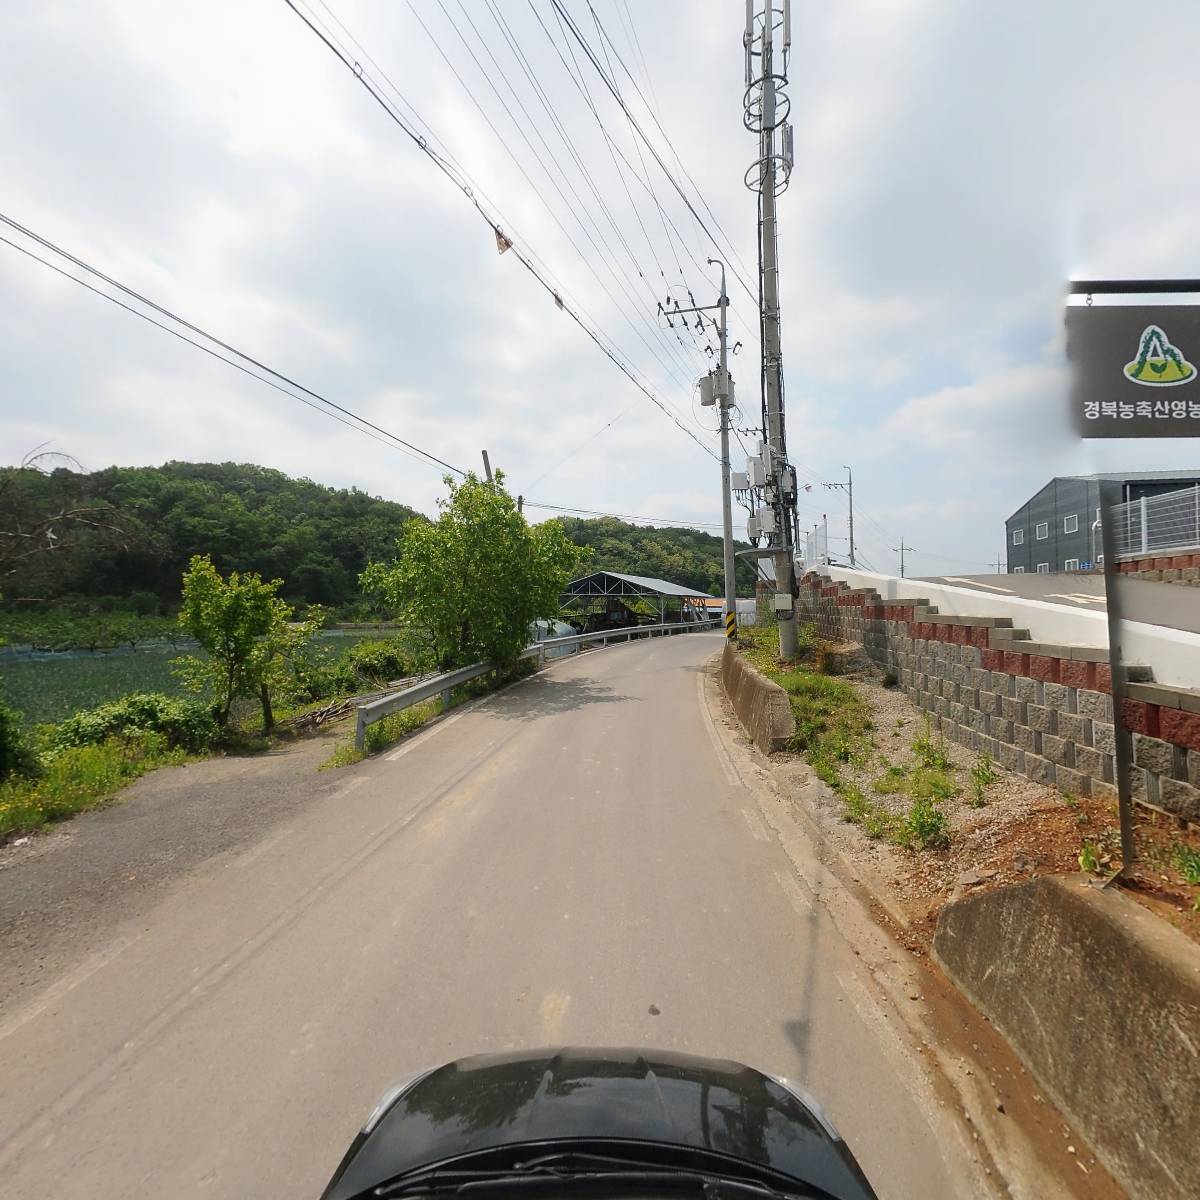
[283,0,718,463]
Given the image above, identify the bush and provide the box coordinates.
[51,692,220,754]
[881,669,899,688]
[0,698,38,781]
[896,795,950,850]
[336,637,419,691]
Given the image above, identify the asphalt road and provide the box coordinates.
[916,571,1200,634]
[0,634,975,1200]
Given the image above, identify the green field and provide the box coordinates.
[0,630,396,726]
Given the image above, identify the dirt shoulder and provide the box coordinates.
[0,727,346,1015]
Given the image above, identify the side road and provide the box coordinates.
[0,729,345,1014]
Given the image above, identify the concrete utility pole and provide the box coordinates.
[481,450,493,484]
[746,0,798,658]
[823,466,855,568]
[894,539,913,578]
[671,261,738,638]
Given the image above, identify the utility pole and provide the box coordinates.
[894,539,913,578]
[671,261,738,638]
[745,0,798,657]
[481,450,493,484]
[992,553,1004,574]
[823,466,855,568]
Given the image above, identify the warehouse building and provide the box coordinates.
[1005,471,1200,573]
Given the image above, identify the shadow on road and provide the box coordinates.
[487,675,635,719]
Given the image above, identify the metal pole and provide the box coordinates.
[482,450,493,483]
[758,16,797,657]
[1098,480,1137,876]
[1139,494,1147,554]
[845,465,855,568]
[711,258,738,639]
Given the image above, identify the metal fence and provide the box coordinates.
[1110,483,1200,558]
[354,618,720,749]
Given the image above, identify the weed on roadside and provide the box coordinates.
[968,752,999,807]
[912,716,952,770]
[895,794,950,850]
[322,699,440,769]
[1173,843,1200,886]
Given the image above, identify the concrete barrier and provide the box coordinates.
[720,641,795,753]
[933,875,1200,1200]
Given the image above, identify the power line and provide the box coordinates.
[0,218,465,476]
[551,0,759,309]
[524,499,727,530]
[282,0,718,463]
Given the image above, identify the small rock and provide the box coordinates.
[996,1102,1006,1114]
[13,836,30,847]
[648,1004,660,1016]
[1067,1145,1076,1155]
[957,867,998,888]
[908,991,921,1001]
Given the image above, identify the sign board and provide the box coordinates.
[1066,304,1200,437]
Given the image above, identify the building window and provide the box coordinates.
[1036,562,1050,573]
[1035,522,1049,540]
[1012,528,1024,545]
[1013,566,1025,573]
[1063,514,1078,533]
[1064,558,1079,571]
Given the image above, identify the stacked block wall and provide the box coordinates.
[796,573,1200,822]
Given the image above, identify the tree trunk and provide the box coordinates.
[259,681,274,732]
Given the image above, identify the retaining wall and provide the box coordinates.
[933,875,1200,1200]
[719,641,795,754]
[1116,553,1200,585]
[796,572,1200,822]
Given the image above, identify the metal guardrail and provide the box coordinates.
[1111,483,1200,559]
[354,618,721,749]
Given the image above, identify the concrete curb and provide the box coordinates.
[933,875,1200,1200]
[719,641,795,753]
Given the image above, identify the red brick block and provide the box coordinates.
[1029,655,1061,683]
[970,626,990,648]
[982,648,1005,671]
[949,624,968,645]
[1096,663,1112,693]
[1161,709,1200,751]
[1003,651,1029,676]
[1118,699,1159,737]
[1154,558,1172,571]
[1059,659,1095,689]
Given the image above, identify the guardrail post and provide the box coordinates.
[355,707,366,751]
[442,688,452,711]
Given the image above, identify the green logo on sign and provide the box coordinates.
[1123,324,1196,386]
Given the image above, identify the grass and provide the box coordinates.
[968,752,999,807]
[1174,843,1200,886]
[0,732,192,840]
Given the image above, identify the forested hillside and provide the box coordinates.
[0,462,753,615]
[554,516,756,595]
[1,461,422,611]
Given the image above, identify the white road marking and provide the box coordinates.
[939,577,1013,593]
[741,808,771,842]
[1046,592,1106,606]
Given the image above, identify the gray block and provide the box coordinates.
[1025,755,1055,786]
[1074,745,1113,782]
[935,696,949,718]
[1055,765,1090,798]
[1014,677,1038,703]
[998,742,1025,774]
[1027,704,1056,734]
[1002,696,1028,724]
[1160,778,1200,821]
[1014,724,1040,754]
[1190,749,1200,789]
[978,690,1000,716]
[988,715,1014,743]
[971,668,990,691]
[962,646,983,668]
[950,702,966,724]
[1043,682,1074,713]
[990,671,1014,695]
[1077,689,1113,722]
[1056,712,1092,746]
[960,687,978,709]
[1133,734,1177,778]
[1042,734,1075,768]
[1090,780,1119,805]
[1093,721,1116,756]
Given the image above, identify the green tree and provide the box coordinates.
[172,554,317,730]
[362,472,586,671]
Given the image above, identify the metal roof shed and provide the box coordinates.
[560,571,714,629]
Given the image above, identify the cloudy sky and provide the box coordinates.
[3,0,1200,577]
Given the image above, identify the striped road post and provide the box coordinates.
[725,610,737,639]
